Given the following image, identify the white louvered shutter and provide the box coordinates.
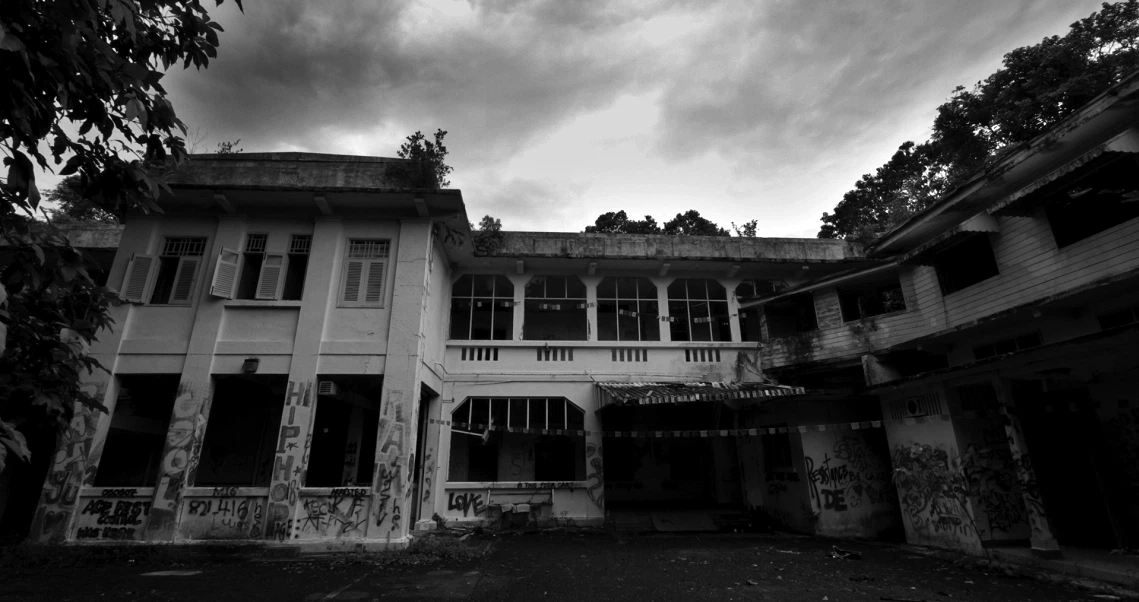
[256,253,288,300]
[210,248,240,299]
[342,259,365,304]
[121,254,155,303]
[168,257,201,305]
[363,260,386,304]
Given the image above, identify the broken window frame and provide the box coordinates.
[339,239,390,307]
[449,274,515,340]
[763,292,818,339]
[837,275,907,322]
[667,278,731,342]
[193,376,286,488]
[92,374,181,487]
[596,276,660,341]
[447,397,586,483]
[932,233,1000,296]
[522,275,588,341]
[281,234,312,301]
[736,281,775,342]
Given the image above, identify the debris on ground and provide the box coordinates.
[830,545,863,560]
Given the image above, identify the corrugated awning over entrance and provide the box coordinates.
[596,381,805,410]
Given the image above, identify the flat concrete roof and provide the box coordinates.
[493,231,866,263]
[165,153,432,192]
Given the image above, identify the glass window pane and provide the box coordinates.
[490,399,508,428]
[566,276,586,298]
[492,300,513,340]
[640,300,660,341]
[669,300,690,341]
[667,279,687,299]
[706,280,727,301]
[636,277,657,298]
[523,299,587,340]
[546,276,566,298]
[449,298,471,339]
[472,274,494,297]
[617,300,640,341]
[494,276,514,297]
[548,399,567,429]
[528,398,546,429]
[509,399,528,428]
[616,277,636,298]
[525,276,546,298]
[711,301,731,341]
[471,398,490,425]
[453,274,473,297]
[471,298,494,339]
[689,300,712,341]
[597,301,619,341]
[597,277,617,299]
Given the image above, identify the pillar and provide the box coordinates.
[994,378,1062,558]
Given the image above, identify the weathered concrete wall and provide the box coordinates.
[496,232,865,263]
[801,429,900,538]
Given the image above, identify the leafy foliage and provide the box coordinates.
[732,219,759,237]
[1,0,241,472]
[471,215,504,256]
[43,176,119,225]
[215,139,242,154]
[819,0,1139,240]
[585,209,747,236]
[394,129,453,189]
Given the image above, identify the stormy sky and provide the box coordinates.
[81,1,1118,236]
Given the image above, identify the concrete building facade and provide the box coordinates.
[22,71,1139,559]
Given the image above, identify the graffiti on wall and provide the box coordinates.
[181,495,265,539]
[446,492,486,517]
[421,447,434,505]
[806,436,893,513]
[373,392,409,536]
[74,497,151,540]
[149,382,211,538]
[267,380,312,541]
[298,489,370,537]
[892,444,973,537]
[962,444,1027,537]
[585,442,604,509]
[33,388,103,542]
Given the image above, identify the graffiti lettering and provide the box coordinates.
[447,492,486,517]
[80,499,150,526]
[585,443,604,510]
[806,435,893,513]
[514,482,577,489]
[100,488,138,497]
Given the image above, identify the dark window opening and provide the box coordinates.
[195,376,286,487]
[956,382,1000,413]
[737,281,774,342]
[838,276,906,321]
[149,237,205,305]
[450,274,514,340]
[667,278,731,342]
[236,234,266,300]
[764,293,818,338]
[523,275,587,341]
[1098,305,1139,330]
[762,426,793,474]
[597,277,659,341]
[1045,155,1139,249]
[93,375,180,487]
[282,234,311,301]
[933,234,999,296]
[448,397,585,482]
[973,332,1042,360]
[306,377,382,487]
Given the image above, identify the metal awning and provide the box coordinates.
[989,128,1139,217]
[899,212,1000,266]
[597,381,805,410]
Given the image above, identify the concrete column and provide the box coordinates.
[507,274,529,341]
[145,216,244,541]
[581,276,601,342]
[653,277,673,343]
[727,281,742,343]
[993,378,1062,559]
[368,220,433,543]
[264,217,342,542]
[414,394,443,529]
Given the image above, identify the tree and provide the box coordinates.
[584,210,662,234]
[819,0,1139,239]
[215,139,242,154]
[732,220,759,237]
[662,210,730,236]
[471,215,504,256]
[395,129,453,188]
[1,0,241,473]
[43,176,119,224]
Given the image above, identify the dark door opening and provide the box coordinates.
[411,383,436,524]
[600,403,741,510]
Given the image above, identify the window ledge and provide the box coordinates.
[446,340,756,348]
[224,300,304,308]
[80,486,156,498]
[840,309,909,324]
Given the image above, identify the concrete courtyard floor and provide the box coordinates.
[2,532,1136,601]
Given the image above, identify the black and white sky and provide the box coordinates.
[81,0,1117,236]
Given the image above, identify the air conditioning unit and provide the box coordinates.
[317,381,339,397]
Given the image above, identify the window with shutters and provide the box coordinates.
[450,274,514,340]
[597,277,659,341]
[235,234,266,299]
[340,239,390,307]
[667,278,731,342]
[149,237,206,305]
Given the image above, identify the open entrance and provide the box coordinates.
[1014,379,1128,548]
[411,383,436,524]
[600,402,742,510]
[195,376,286,487]
[306,377,382,487]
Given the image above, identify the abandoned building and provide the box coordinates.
[12,70,1139,559]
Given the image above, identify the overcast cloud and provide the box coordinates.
[96,0,1115,236]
